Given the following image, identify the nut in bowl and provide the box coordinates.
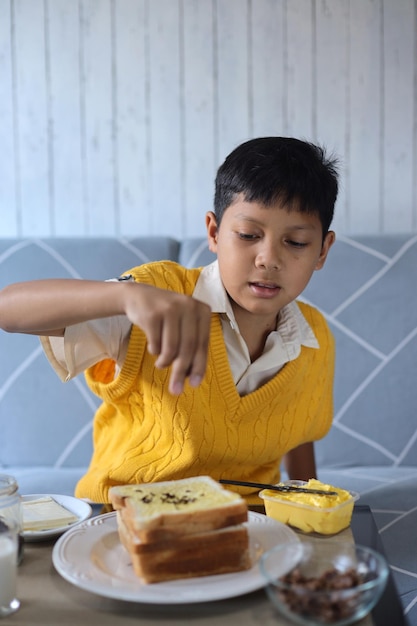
[259,480,359,535]
[259,540,389,626]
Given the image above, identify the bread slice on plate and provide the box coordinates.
[109,475,248,543]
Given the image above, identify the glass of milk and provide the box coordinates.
[0,518,20,617]
[0,475,23,564]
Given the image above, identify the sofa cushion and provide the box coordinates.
[0,237,179,475]
[0,237,180,281]
[303,234,417,470]
[179,236,216,267]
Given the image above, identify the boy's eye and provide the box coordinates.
[238,232,258,240]
[286,240,308,248]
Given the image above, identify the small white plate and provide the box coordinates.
[22,494,92,542]
[52,511,300,603]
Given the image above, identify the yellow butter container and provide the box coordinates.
[259,479,359,535]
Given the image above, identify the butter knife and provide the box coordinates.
[219,478,338,496]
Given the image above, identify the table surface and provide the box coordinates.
[1,505,408,626]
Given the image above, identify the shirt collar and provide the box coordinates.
[193,260,319,348]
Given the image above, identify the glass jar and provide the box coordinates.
[0,475,23,564]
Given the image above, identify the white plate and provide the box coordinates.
[52,511,299,604]
[22,494,93,542]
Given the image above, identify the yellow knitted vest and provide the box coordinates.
[76,261,335,504]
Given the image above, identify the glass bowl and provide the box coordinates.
[259,540,389,626]
[259,480,359,535]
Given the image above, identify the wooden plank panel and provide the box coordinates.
[286,0,315,140]
[114,0,150,235]
[182,0,216,237]
[216,0,250,164]
[148,0,182,237]
[0,0,17,235]
[348,0,382,233]
[250,0,285,137]
[1,0,417,238]
[14,0,50,235]
[315,0,349,234]
[81,0,115,234]
[382,0,415,232]
[47,0,84,235]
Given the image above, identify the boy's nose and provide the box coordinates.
[255,247,281,270]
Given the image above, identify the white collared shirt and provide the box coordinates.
[42,261,318,395]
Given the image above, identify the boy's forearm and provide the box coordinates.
[0,279,133,334]
[0,278,212,395]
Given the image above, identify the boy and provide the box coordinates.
[0,137,338,505]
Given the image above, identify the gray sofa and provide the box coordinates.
[1,234,416,622]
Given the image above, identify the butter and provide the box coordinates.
[264,479,351,507]
[23,497,79,531]
[260,479,358,535]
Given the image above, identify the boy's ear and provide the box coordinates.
[206,211,218,253]
[315,230,336,270]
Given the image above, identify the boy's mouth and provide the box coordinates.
[249,281,281,297]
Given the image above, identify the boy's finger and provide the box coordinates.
[154,314,182,369]
[146,319,162,356]
[167,321,199,394]
[168,308,210,394]
[187,312,210,386]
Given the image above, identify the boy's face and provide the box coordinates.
[206,195,335,331]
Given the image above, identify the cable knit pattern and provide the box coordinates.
[77,261,335,504]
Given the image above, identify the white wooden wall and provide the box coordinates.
[0,0,416,239]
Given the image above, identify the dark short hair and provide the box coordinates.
[214,137,339,235]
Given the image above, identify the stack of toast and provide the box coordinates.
[109,475,251,583]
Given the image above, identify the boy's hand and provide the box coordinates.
[123,283,211,395]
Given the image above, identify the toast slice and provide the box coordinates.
[109,476,248,542]
[117,512,251,583]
